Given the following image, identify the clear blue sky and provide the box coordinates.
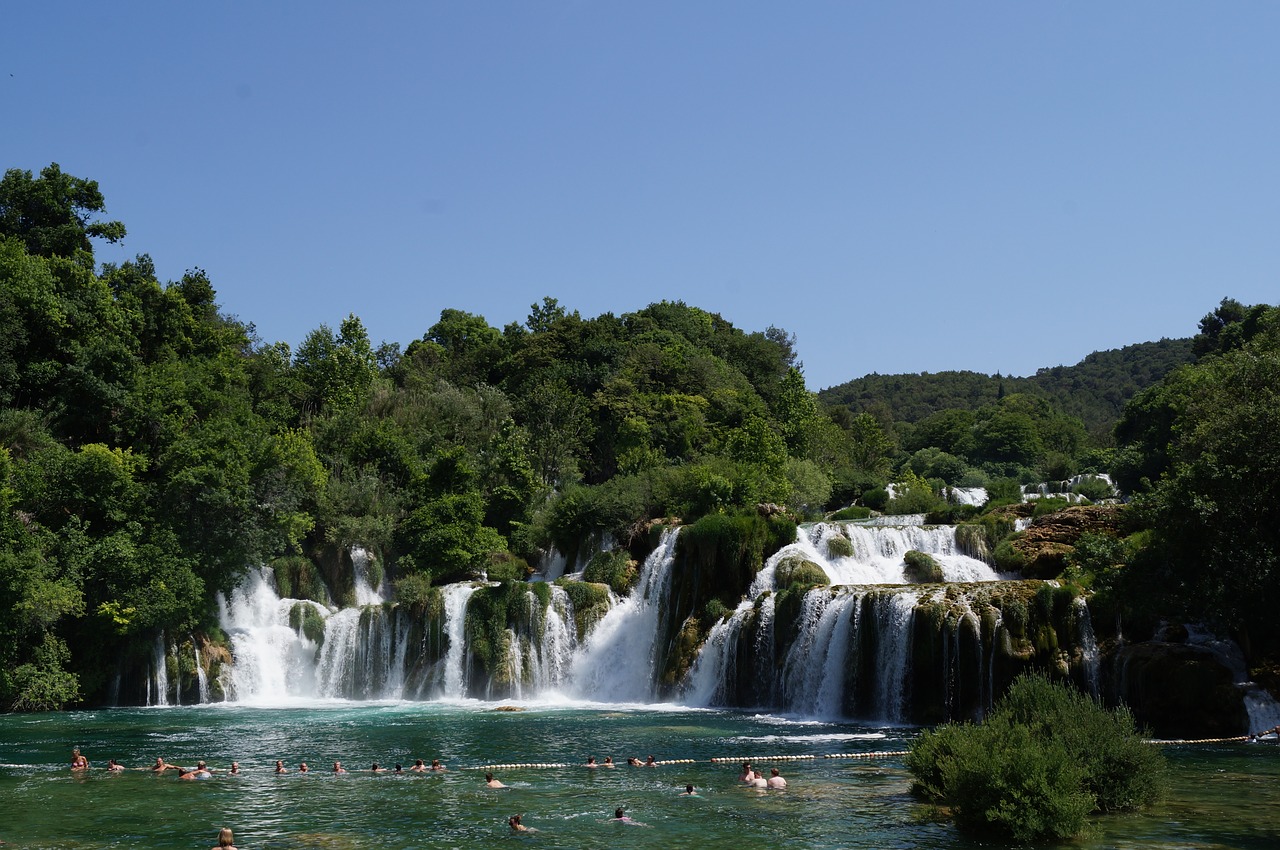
[5,2,1278,390]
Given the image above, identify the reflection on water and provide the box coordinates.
[0,703,1277,849]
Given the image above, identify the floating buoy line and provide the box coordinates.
[473,752,910,771]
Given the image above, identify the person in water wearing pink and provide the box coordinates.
[70,748,88,770]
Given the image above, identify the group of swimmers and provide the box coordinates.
[70,749,447,779]
[738,761,788,789]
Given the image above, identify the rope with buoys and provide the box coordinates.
[471,752,909,771]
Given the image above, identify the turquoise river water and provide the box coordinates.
[1,700,1277,849]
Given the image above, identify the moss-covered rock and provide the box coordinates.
[289,602,327,645]
[903,550,943,583]
[775,556,830,588]
[555,579,612,642]
[826,534,854,559]
[485,551,531,582]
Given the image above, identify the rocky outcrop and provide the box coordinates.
[1013,505,1128,578]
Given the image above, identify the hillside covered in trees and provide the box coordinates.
[1,163,1277,712]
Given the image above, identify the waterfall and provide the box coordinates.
[540,585,577,690]
[781,589,861,718]
[569,527,680,702]
[869,590,918,723]
[440,583,477,697]
[150,633,169,707]
[218,567,323,701]
[753,522,1000,591]
[192,638,210,703]
[351,547,383,606]
[682,603,751,706]
[1075,598,1100,698]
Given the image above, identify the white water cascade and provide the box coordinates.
[192,638,210,704]
[753,522,1001,590]
[569,527,680,702]
[439,583,478,697]
[149,633,169,707]
[218,567,324,701]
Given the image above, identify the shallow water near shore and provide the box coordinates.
[1,702,1277,849]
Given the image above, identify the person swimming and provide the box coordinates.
[332,761,347,774]
[70,748,88,770]
[394,764,403,773]
[229,761,241,775]
[430,759,445,772]
[609,807,646,826]
[410,759,426,773]
[626,757,641,766]
[508,813,533,832]
[106,758,124,772]
[371,762,386,773]
[152,757,179,773]
[766,767,787,789]
[274,760,288,774]
[484,772,507,788]
[679,784,698,796]
[210,827,237,850]
[602,756,615,768]
[585,756,598,768]
[643,754,657,767]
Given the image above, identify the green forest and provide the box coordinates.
[2,163,1278,711]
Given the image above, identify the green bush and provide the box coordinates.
[829,505,871,521]
[485,551,530,582]
[903,550,943,583]
[1032,496,1071,518]
[1071,475,1115,502]
[289,602,327,645]
[861,487,889,511]
[906,673,1167,841]
[582,549,638,596]
[993,536,1027,572]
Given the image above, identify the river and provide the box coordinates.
[1,701,1277,849]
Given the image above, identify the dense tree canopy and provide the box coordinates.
[0,162,1270,711]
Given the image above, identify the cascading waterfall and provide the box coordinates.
[148,633,170,707]
[569,527,679,702]
[439,583,478,697]
[1075,598,1100,698]
[192,638,210,704]
[869,590,918,722]
[218,567,324,701]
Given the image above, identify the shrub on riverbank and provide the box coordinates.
[906,672,1167,842]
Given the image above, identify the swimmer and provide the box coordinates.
[229,762,241,775]
[410,759,426,773]
[484,771,507,789]
[750,770,768,789]
[585,756,598,768]
[508,813,535,833]
[394,764,403,774]
[107,759,125,772]
[300,762,310,773]
[152,757,179,773]
[643,754,657,767]
[602,756,615,768]
[274,760,288,774]
[679,784,698,796]
[332,761,347,774]
[627,757,641,766]
[430,759,445,772]
[766,767,787,789]
[738,762,753,783]
[211,827,237,850]
[609,807,647,826]
[70,748,88,770]
[371,762,386,773]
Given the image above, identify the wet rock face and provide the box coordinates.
[1107,642,1248,738]
[1014,506,1128,578]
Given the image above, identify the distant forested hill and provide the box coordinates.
[818,338,1194,441]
